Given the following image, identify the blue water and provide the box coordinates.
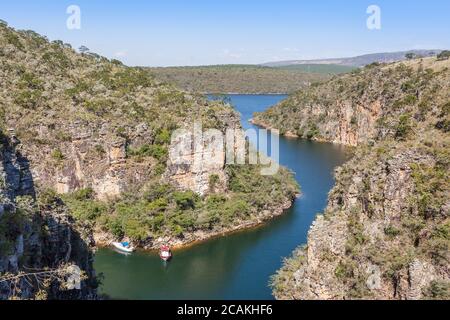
[94,94,350,300]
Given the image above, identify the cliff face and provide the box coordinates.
[271,58,449,300]
[0,135,96,300]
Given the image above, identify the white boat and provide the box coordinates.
[112,242,135,253]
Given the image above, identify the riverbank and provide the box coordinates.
[93,196,298,251]
[249,118,299,138]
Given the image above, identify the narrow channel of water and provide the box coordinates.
[94,94,350,300]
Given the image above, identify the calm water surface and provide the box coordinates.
[94,94,350,300]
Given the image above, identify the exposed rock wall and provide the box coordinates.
[16,121,156,201]
[0,137,97,300]
[275,146,449,300]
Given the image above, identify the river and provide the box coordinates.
[94,94,350,300]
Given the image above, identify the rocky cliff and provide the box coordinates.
[270,57,449,300]
[0,134,97,300]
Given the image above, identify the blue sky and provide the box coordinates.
[1,0,449,66]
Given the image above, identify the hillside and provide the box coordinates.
[0,22,299,299]
[147,65,330,94]
[274,64,356,74]
[262,50,441,67]
[261,57,450,299]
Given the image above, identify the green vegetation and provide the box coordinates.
[275,64,356,74]
[254,57,449,145]
[147,65,331,94]
[423,280,450,299]
[51,149,64,161]
[127,144,168,163]
[0,195,36,257]
[61,164,299,242]
[437,50,450,61]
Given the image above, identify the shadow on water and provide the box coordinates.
[95,94,351,300]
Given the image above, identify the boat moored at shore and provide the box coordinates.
[112,242,135,253]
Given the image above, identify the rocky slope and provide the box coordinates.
[0,22,298,258]
[0,133,97,300]
[268,57,449,300]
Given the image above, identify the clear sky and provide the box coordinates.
[1,0,449,66]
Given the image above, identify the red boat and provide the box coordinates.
[160,245,172,261]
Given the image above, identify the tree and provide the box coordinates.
[437,50,450,61]
[78,46,90,54]
[405,53,416,60]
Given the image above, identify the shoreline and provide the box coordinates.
[249,118,358,147]
[249,118,298,138]
[94,195,299,253]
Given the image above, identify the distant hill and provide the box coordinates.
[274,64,357,74]
[148,51,445,94]
[262,50,442,67]
[147,65,331,94]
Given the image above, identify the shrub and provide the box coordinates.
[144,183,172,202]
[306,123,320,139]
[127,144,168,162]
[403,94,418,105]
[14,89,42,109]
[106,218,125,238]
[208,174,220,191]
[395,114,413,140]
[66,198,107,222]
[423,280,450,299]
[335,260,354,280]
[5,31,24,50]
[223,198,250,221]
[410,163,446,218]
[37,189,60,207]
[384,225,401,238]
[437,50,450,61]
[71,188,95,201]
[174,191,198,210]
[155,128,171,145]
[51,149,64,161]
[123,219,148,241]
[0,209,27,255]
